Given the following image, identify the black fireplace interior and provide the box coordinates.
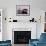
[14,31,31,44]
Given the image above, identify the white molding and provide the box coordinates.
[0,9,3,41]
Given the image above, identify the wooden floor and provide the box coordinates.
[12,44,29,46]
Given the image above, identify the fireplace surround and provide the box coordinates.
[12,28,31,44]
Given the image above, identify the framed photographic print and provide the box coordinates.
[16,5,30,16]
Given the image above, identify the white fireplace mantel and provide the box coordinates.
[6,22,37,43]
[12,22,37,39]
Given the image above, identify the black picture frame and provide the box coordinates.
[16,5,30,16]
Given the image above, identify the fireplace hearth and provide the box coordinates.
[14,31,31,44]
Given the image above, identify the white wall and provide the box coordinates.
[2,8,45,43]
[2,9,8,40]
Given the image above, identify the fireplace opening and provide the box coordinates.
[14,31,31,44]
